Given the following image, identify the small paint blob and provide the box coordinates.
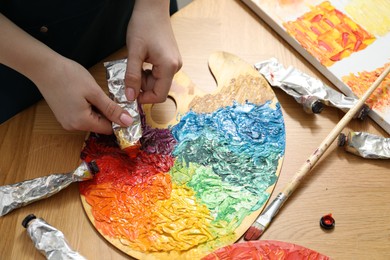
[320,214,335,230]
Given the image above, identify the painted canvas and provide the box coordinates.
[241,0,390,134]
[203,240,330,259]
[79,52,285,259]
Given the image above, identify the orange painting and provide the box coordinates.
[283,1,375,67]
[241,0,390,133]
[342,65,390,111]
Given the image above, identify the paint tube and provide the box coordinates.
[22,214,86,260]
[255,58,370,119]
[104,59,142,152]
[338,131,390,159]
[0,161,98,217]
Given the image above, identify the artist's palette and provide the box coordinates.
[79,52,286,259]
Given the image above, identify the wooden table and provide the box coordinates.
[1,0,389,259]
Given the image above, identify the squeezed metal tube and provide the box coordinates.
[0,161,98,217]
[22,214,86,260]
[255,58,369,119]
[338,131,390,159]
[104,59,142,151]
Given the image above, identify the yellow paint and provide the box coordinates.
[278,0,303,4]
[345,0,390,36]
[189,74,274,114]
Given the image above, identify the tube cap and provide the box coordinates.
[87,160,100,175]
[337,133,347,147]
[320,213,335,230]
[22,214,37,228]
[311,100,324,114]
[356,104,370,120]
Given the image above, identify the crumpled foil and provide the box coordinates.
[0,161,98,217]
[255,58,369,119]
[338,131,390,159]
[104,59,142,150]
[23,214,86,260]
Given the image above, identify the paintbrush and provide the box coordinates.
[244,65,390,241]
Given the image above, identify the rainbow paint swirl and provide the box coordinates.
[80,100,285,258]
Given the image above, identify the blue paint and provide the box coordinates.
[171,101,285,211]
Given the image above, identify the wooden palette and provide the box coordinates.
[79,52,286,259]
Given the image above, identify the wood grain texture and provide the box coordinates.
[1,0,389,259]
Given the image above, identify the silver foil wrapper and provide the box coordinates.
[338,131,390,159]
[0,161,96,217]
[255,58,369,118]
[23,214,86,260]
[104,59,142,150]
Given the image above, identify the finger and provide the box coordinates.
[137,66,174,104]
[125,52,144,101]
[138,78,172,104]
[141,69,156,92]
[84,110,114,135]
[61,103,113,134]
[88,91,133,128]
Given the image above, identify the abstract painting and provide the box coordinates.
[241,0,390,134]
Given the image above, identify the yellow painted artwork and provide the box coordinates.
[345,0,390,37]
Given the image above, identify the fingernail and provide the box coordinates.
[125,88,135,101]
[120,113,133,126]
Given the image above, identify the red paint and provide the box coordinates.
[311,14,323,23]
[330,52,342,62]
[124,142,141,159]
[324,218,332,225]
[244,226,263,241]
[324,18,335,28]
[341,32,349,47]
[320,213,335,230]
[202,240,330,260]
[353,39,362,51]
[79,134,175,246]
[318,40,332,52]
[311,26,321,36]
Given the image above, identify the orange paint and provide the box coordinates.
[83,173,173,245]
[342,64,390,111]
[283,1,375,67]
[79,136,221,252]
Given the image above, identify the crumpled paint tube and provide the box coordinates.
[104,59,142,152]
[0,161,98,217]
[338,131,390,159]
[22,214,86,260]
[255,58,370,119]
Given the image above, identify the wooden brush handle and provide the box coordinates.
[283,65,390,197]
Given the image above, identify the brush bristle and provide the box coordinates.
[244,223,264,241]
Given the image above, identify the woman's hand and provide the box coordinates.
[37,58,133,134]
[125,0,182,103]
[0,13,131,134]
